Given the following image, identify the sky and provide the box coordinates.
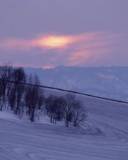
[0,0,128,68]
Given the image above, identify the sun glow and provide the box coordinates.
[0,32,117,68]
[36,35,74,49]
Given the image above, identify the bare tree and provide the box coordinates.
[0,65,13,110]
[72,100,87,127]
[45,95,57,123]
[63,94,75,127]
[0,65,87,128]
[12,67,26,115]
[25,75,44,122]
[63,94,87,127]
[45,95,65,123]
[8,87,16,111]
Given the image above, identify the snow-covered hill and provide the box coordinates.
[25,66,128,101]
[0,96,128,160]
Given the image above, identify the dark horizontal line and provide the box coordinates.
[0,78,128,105]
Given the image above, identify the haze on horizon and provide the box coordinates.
[0,0,128,69]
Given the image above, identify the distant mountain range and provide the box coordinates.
[25,66,128,101]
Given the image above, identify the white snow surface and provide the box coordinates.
[25,66,128,101]
[0,96,128,160]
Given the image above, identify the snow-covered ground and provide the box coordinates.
[0,96,128,160]
[25,66,128,101]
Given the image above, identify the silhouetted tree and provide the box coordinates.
[45,95,57,123]
[72,100,87,127]
[25,75,44,122]
[62,94,87,127]
[12,67,26,115]
[0,65,87,128]
[8,87,16,111]
[45,95,65,123]
[62,94,75,127]
[0,65,13,110]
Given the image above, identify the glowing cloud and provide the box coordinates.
[0,33,106,50]
[35,35,75,49]
[0,32,120,68]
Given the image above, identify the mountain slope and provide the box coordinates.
[0,96,128,160]
[25,66,128,100]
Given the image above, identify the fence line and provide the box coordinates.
[0,78,128,105]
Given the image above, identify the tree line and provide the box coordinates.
[0,65,87,127]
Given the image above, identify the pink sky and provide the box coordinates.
[0,0,128,68]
